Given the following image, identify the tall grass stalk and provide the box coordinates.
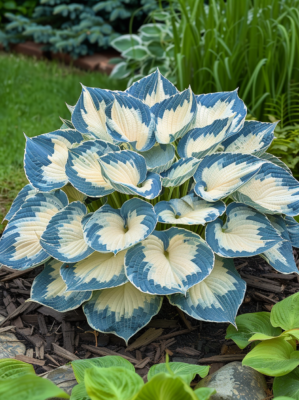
[170,0,299,119]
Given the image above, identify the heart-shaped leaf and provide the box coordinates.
[148,362,209,384]
[0,374,69,400]
[71,356,134,383]
[134,373,198,400]
[126,69,178,108]
[242,338,299,376]
[226,312,282,349]
[273,367,299,399]
[0,358,35,380]
[84,366,143,400]
[271,292,299,331]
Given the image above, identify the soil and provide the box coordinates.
[0,249,298,395]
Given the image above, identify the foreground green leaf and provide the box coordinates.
[71,356,134,383]
[85,366,143,400]
[273,367,299,399]
[243,338,299,376]
[134,373,198,400]
[249,329,299,343]
[273,398,296,400]
[271,293,299,330]
[0,374,69,400]
[70,382,90,400]
[226,312,282,349]
[0,358,35,380]
[194,387,216,400]
[148,362,209,384]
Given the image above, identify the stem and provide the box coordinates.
[180,179,190,197]
[111,192,122,209]
[167,187,174,201]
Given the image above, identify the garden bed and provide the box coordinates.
[1,42,118,73]
[1,250,298,393]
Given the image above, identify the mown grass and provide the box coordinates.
[0,53,127,230]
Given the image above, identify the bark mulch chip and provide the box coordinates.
[0,249,298,387]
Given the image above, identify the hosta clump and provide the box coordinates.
[1,70,299,343]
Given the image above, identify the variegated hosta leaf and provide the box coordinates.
[66,140,119,197]
[105,93,155,151]
[261,215,298,274]
[259,153,292,174]
[221,121,276,156]
[31,258,92,312]
[82,282,163,343]
[168,256,246,324]
[66,103,75,114]
[41,201,93,263]
[99,150,162,199]
[60,117,75,130]
[60,250,128,291]
[125,69,178,107]
[284,216,299,248]
[205,202,283,257]
[61,184,87,203]
[4,184,38,221]
[177,118,234,159]
[72,85,115,142]
[24,129,83,192]
[195,90,246,135]
[161,158,201,187]
[84,198,157,254]
[232,162,299,216]
[125,228,214,295]
[142,143,175,173]
[151,87,197,144]
[0,191,68,270]
[193,153,264,202]
[154,193,225,225]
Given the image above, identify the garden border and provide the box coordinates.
[0,41,118,74]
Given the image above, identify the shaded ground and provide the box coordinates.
[0,250,298,396]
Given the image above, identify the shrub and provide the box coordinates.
[0,356,213,400]
[226,292,299,399]
[1,70,299,342]
[0,0,156,57]
[0,1,38,23]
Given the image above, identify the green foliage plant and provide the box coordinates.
[0,358,69,400]
[112,0,299,120]
[226,292,299,399]
[265,83,299,180]
[0,355,213,400]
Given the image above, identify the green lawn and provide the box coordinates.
[0,53,127,230]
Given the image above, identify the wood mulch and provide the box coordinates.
[0,249,298,389]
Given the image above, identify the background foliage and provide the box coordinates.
[111,0,299,178]
[0,1,38,22]
[1,0,299,224]
[0,0,157,57]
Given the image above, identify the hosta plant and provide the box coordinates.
[1,70,299,342]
